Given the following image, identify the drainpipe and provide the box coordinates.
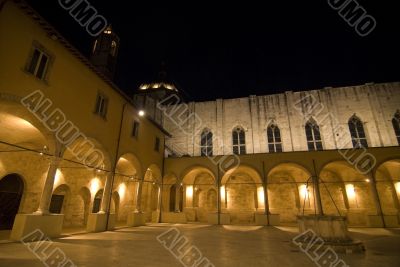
[217,163,221,225]
[312,160,324,216]
[159,137,166,223]
[105,103,126,230]
[262,161,270,225]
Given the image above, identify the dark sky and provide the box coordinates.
[26,0,399,101]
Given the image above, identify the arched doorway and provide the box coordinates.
[0,174,24,230]
[92,189,103,213]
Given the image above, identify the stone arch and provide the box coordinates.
[0,95,57,154]
[114,153,142,225]
[163,172,178,212]
[267,163,312,224]
[141,164,162,222]
[181,166,217,222]
[92,189,104,213]
[77,187,91,226]
[375,159,400,217]
[319,160,375,226]
[221,165,263,224]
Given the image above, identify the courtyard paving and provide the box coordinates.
[0,224,399,267]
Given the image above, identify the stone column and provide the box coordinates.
[175,185,181,212]
[99,172,113,214]
[157,185,162,211]
[135,180,143,212]
[35,156,61,215]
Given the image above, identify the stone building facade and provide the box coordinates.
[162,82,400,157]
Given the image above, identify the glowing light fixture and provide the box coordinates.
[299,184,309,199]
[395,182,400,195]
[118,183,127,199]
[186,185,194,198]
[138,110,145,117]
[90,178,101,195]
[257,187,265,209]
[346,184,356,199]
[220,186,226,204]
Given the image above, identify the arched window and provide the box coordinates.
[232,127,246,155]
[200,129,213,156]
[110,40,117,56]
[267,124,282,153]
[348,116,368,148]
[305,120,323,151]
[392,111,400,145]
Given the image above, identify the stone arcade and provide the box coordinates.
[0,0,399,242]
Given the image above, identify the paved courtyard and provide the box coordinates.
[0,224,399,267]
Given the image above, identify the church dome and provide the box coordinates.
[138,64,179,93]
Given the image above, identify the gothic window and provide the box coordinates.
[392,111,400,145]
[232,127,246,155]
[267,124,282,153]
[305,120,323,151]
[200,129,213,156]
[348,116,368,148]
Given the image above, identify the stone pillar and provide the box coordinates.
[175,185,181,212]
[35,156,61,215]
[100,172,113,214]
[135,180,143,212]
[157,185,162,210]
[312,175,324,216]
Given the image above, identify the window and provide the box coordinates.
[49,195,64,214]
[200,129,213,156]
[305,120,323,151]
[132,120,140,138]
[94,93,108,118]
[232,127,246,155]
[27,46,51,80]
[92,191,102,213]
[154,137,160,152]
[267,124,282,153]
[392,111,400,145]
[110,40,117,56]
[348,116,368,148]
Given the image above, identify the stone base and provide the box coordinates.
[367,215,384,227]
[152,210,160,223]
[86,213,115,232]
[183,208,196,222]
[10,213,64,241]
[383,215,400,228]
[255,214,269,226]
[297,215,364,253]
[161,212,187,223]
[127,212,146,226]
[269,214,280,226]
[207,213,230,225]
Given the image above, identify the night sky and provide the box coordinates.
[26,0,399,102]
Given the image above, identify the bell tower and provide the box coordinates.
[90,25,120,80]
